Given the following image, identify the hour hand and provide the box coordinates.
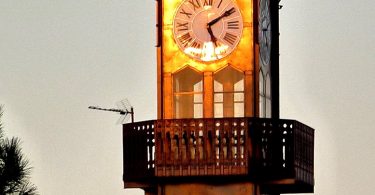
[207,26,217,46]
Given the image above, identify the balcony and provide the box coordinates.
[123,118,314,193]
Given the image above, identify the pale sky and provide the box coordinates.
[0,0,374,195]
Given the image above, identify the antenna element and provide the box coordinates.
[89,99,134,124]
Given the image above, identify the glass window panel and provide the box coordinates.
[259,72,264,95]
[259,70,267,117]
[234,79,244,91]
[234,92,244,102]
[194,104,203,118]
[234,103,244,117]
[214,66,244,118]
[265,74,271,117]
[175,96,180,118]
[175,81,180,93]
[214,80,223,92]
[194,81,203,92]
[194,94,203,103]
[266,74,271,97]
[175,94,194,118]
[173,67,203,118]
[214,103,223,118]
[214,93,223,103]
[259,96,265,118]
[215,66,244,85]
[174,67,202,92]
[266,98,271,118]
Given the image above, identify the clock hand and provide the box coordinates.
[208,7,236,26]
[207,26,217,46]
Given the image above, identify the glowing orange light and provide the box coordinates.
[203,5,212,10]
[201,42,217,62]
[162,0,254,73]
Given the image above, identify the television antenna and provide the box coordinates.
[279,0,283,9]
[88,99,134,124]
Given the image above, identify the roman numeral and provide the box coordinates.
[204,0,214,6]
[227,21,239,29]
[178,33,193,47]
[180,8,192,18]
[217,0,223,8]
[223,32,238,45]
[191,41,201,49]
[188,0,201,11]
[177,22,189,31]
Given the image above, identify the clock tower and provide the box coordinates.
[122,0,314,195]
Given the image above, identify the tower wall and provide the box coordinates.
[163,182,259,195]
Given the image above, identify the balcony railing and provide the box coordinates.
[123,118,314,193]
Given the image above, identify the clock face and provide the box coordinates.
[259,0,271,67]
[173,0,243,62]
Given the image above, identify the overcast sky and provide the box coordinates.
[0,0,374,195]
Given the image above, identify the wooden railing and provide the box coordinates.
[155,118,249,177]
[123,118,314,193]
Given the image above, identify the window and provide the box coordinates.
[214,66,244,118]
[174,67,203,118]
[265,74,272,117]
[259,71,265,117]
[259,69,272,118]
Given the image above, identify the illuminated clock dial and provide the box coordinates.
[259,0,271,67]
[173,0,243,62]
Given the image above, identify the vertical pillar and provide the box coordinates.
[163,73,173,119]
[156,0,163,119]
[270,0,279,119]
[203,72,213,118]
[223,81,234,117]
[244,70,254,117]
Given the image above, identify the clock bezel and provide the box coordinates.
[172,0,244,62]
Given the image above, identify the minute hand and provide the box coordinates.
[208,7,236,26]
